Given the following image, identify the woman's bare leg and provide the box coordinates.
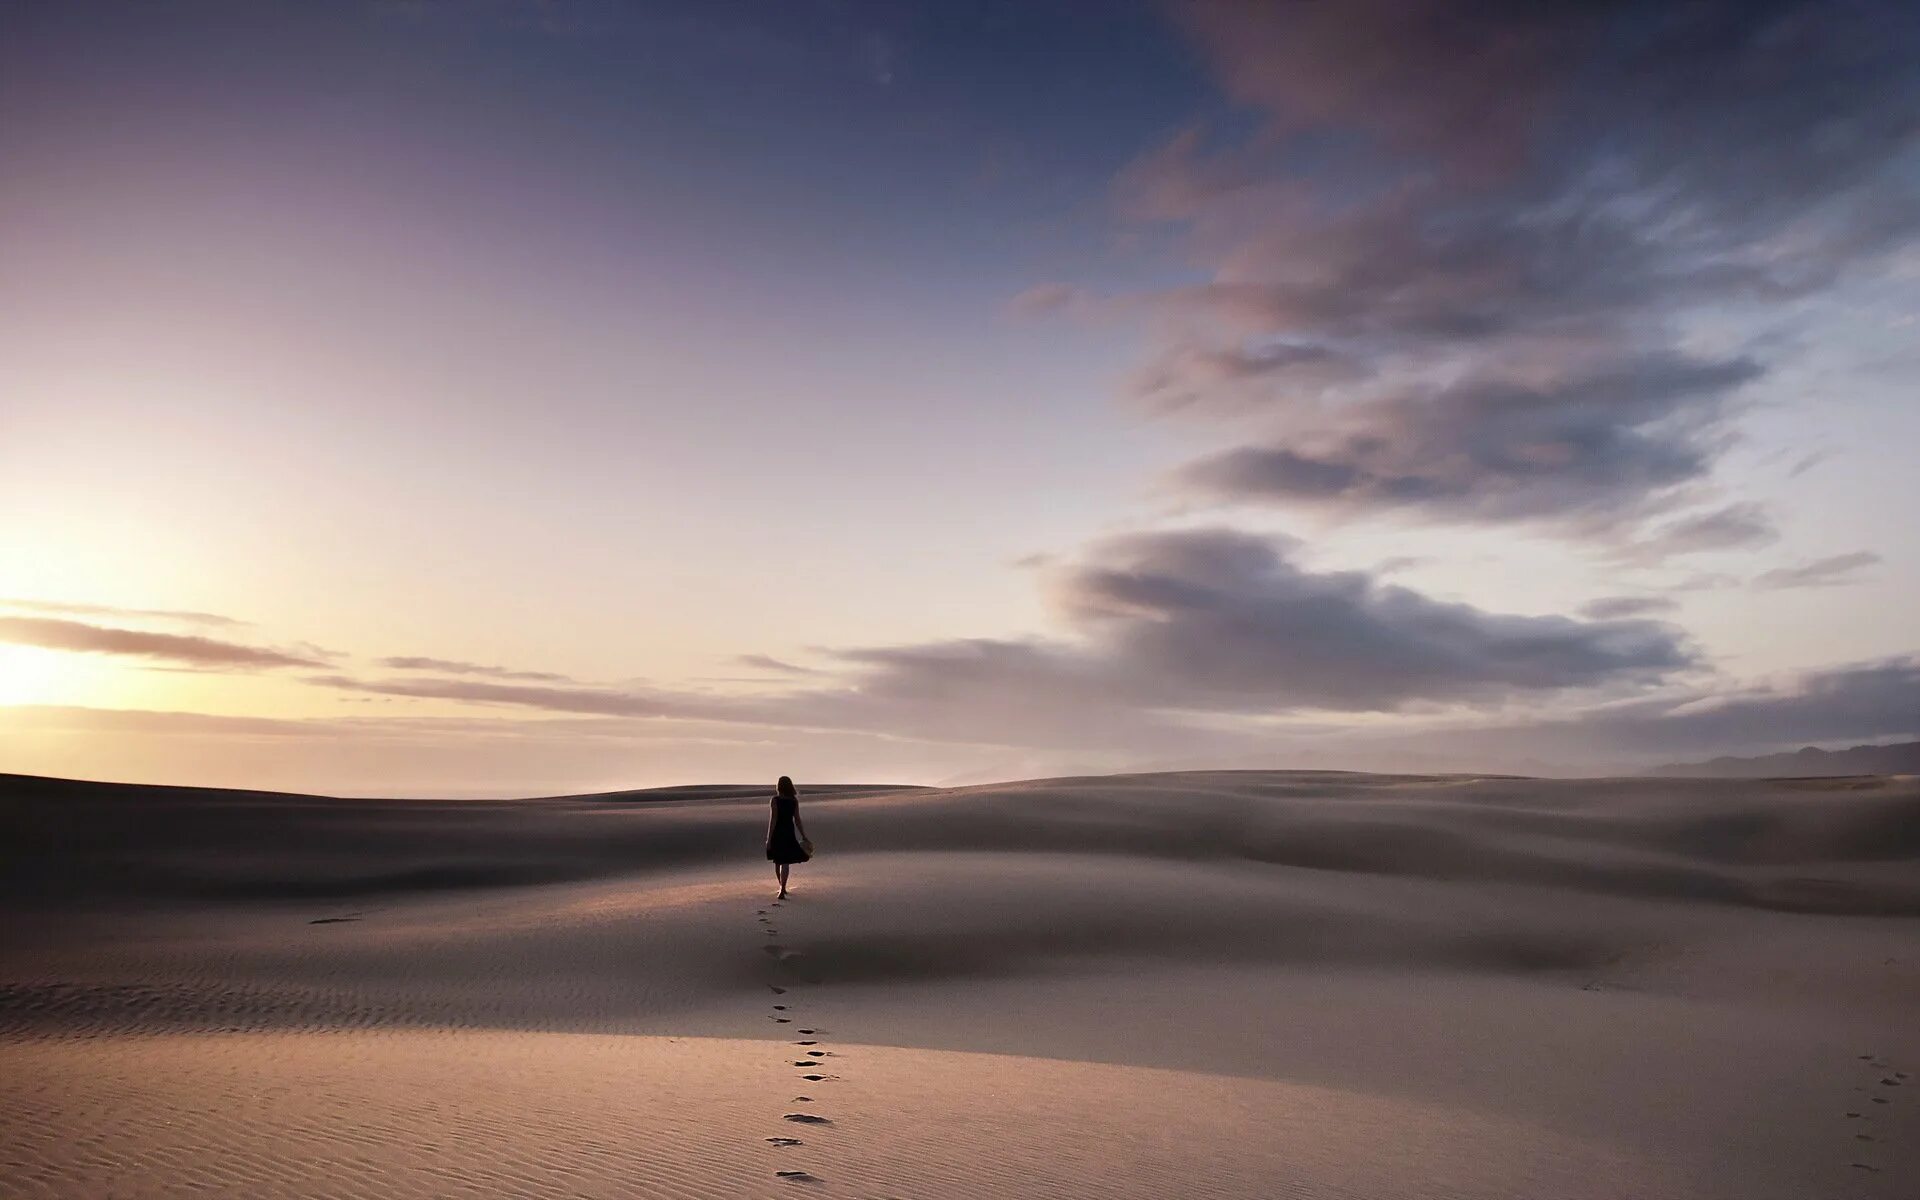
[776,863,789,897]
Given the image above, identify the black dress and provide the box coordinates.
[766,792,809,864]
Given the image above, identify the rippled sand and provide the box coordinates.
[3,770,1917,1197]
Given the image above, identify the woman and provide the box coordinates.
[765,775,812,898]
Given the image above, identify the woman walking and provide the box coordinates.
[765,775,812,898]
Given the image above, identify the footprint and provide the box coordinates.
[783,1113,832,1124]
[796,1029,818,1035]
[766,1137,803,1146]
[774,1169,821,1183]
[794,1040,818,1046]
[1871,1097,1888,1104]
[770,987,787,995]
[793,1060,815,1067]
[800,1074,828,1081]
[773,1005,788,1010]
[772,1018,791,1024]
[309,916,362,925]
[806,1051,826,1057]
[793,1096,813,1102]
[1852,1163,1881,1173]
[1856,1134,1876,1142]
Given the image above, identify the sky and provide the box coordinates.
[2,0,1917,795]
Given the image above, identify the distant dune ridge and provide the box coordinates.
[1651,739,1920,778]
[2,768,1917,1198]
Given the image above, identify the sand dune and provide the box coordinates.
[3,769,1917,1197]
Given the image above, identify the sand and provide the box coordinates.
[2,769,1917,1197]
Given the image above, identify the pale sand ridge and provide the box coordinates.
[2,770,1916,1197]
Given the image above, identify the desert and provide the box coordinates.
[4,769,1916,1198]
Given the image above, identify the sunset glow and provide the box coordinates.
[2,0,1916,794]
[0,646,82,707]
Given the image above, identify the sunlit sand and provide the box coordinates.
[4,770,1916,1197]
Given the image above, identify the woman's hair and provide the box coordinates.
[777,775,796,798]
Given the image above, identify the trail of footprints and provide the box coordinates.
[756,900,843,1186]
[748,898,1918,1189]
[1844,1049,1907,1178]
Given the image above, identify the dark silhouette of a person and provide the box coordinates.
[765,775,811,898]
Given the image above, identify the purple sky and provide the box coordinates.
[3,0,1917,794]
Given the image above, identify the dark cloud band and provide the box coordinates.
[0,616,324,670]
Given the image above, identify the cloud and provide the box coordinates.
[1787,450,1830,479]
[1171,1,1568,174]
[1604,657,1920,753]
[1169,0,1920,237]
[1033,527,1694,711]
[27,652,1918,792]
[376,655,573,683]
[0,617,326,670]
[1609,502,1778,564]
[1413,656,1920,768]
[1055,0,1920,547]
[1371,556,1428,575]
[308,624,1915,778]
[1664,571,1742,594]
[1129,341,1367,416]
[1172,355,1761,525]
[735,654,821,676]
[308,674,702,719]
[1579,596,1679,620]
[0,598,248,628]
[319,529,1693,751]
[1752,551,1883,590]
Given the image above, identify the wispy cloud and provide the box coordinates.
[0,617,325,669]
[1392,656,1920,768]
[376,656,574,683]
[0,598,248,628]
[140,649,1920,780]
[1579,596,1680,620]
[308,674,710,720]
[1752,551,1883,590]
[1608,502,1779,565]
[1173,357,1762,531]
[734,654,821,676]
[1035,0,1920,556]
